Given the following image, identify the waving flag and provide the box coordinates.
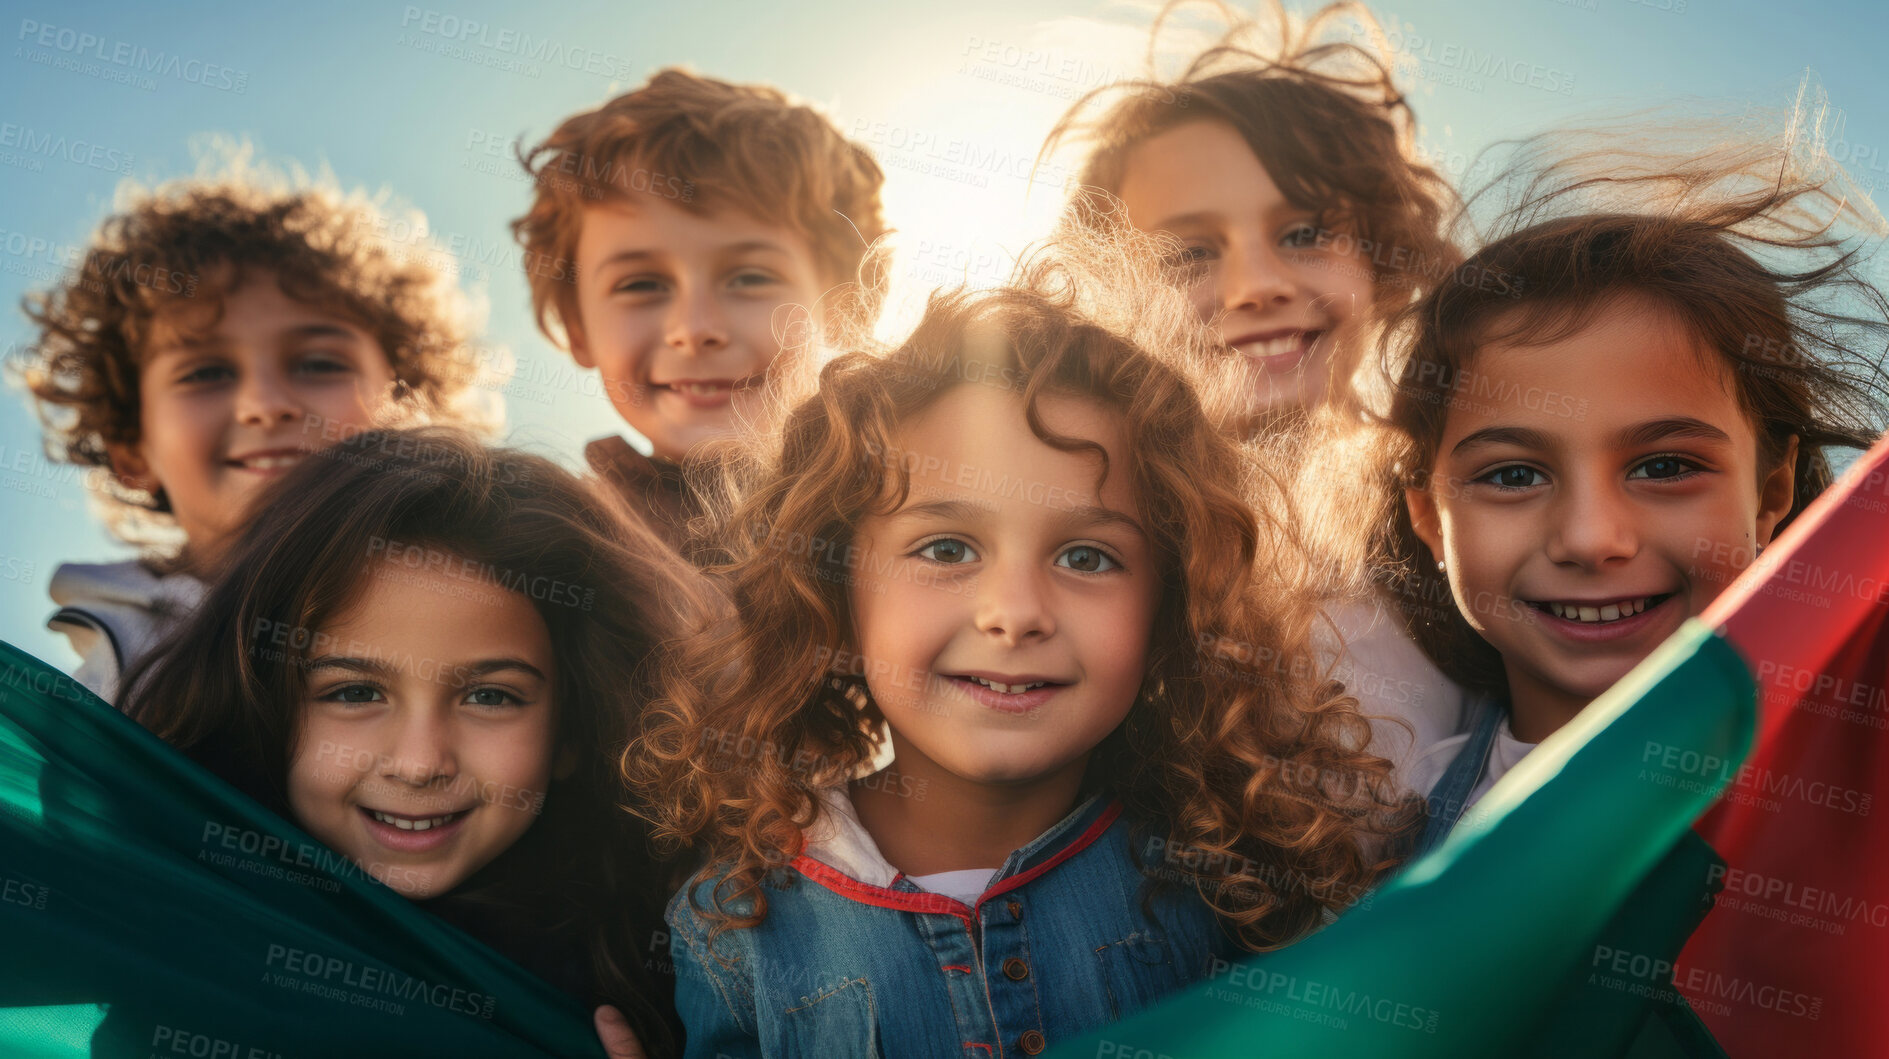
[1052,433,1889,1059]
[1054,616,1754,1058]
[0,640,607,1059]
[1679,435,1889,1056]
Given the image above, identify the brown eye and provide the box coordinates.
[1056,546,1118,573]
[917,538,976,564]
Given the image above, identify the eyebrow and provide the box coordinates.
[304,656,547,683]
[147,323,361,358]
[1451,417,1736,459]
[1450,425,1553,457]
[1146,210,1222,232]
[1612,417,1734,449]
[596,240,793,271]
[892,498,1148,539]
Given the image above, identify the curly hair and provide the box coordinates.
[632,272,1417,953]
[121,426,714,1056]
[511,67,889,350]
[1041,0,1461,313]
[17,173,494,548]
[1364,111,1889,696]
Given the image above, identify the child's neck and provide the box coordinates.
[1503,666,1592,744]
[849,748,1090,878]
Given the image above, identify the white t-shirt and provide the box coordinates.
[1321,597,1471,795]
[907,868,999,906]
[1405,714,1539,806]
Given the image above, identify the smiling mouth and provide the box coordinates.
[365,808,467,832]
[1529,593,1675,624]
[1230,329,1322,357]
[652,375,764,396]
[964,675,1052,694]
[226,451,309,471]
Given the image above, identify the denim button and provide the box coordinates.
[1003,956,1029,980]
[1019,1029,1046,1054]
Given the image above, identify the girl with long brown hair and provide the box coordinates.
[121,426,711,1057]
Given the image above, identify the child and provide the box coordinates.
[512,68,888,551]
[1377,143,1889,845]
[632,281,1415,1057]
[1041,1,1468,791]
[20,172,491,702]
[1044,0,1458,431]
[120,426,709,1057]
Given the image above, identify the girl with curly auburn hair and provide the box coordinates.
[633,275,1416,1056]
[1042,0,1460,432]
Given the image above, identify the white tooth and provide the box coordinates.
[1600,604,1621,621]
[1630,598,1644,615]
[1578,606,1600,622]
[394,817,415,830]
[1549,603,1565,618]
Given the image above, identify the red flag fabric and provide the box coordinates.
[1682,434,1889,1055]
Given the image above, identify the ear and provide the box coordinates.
[104,440,157,494]
[563,311,595,370]
[552,742,579,782]
[1755,434,1800,547]
[1406,480,1446,565]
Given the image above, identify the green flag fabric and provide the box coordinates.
[1057,618,1755,1059]
[0,639,608,1059]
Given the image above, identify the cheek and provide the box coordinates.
[478,718,560,792]
[285,725,361,821]
[1316,256,1373,327]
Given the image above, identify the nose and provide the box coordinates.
[1220,239,1298,316]
[1545,474,1640,570]
[380,708,458,787]
[973,560,1056,647]
[234,365,300,426]
[664,284,730,357]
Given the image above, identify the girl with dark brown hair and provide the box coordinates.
[121,426,713,1057]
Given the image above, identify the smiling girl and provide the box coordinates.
[635,281,1414,1058]
[121,426,709,1056]
[1371,142,1889,843]
[1044,0,1458,431]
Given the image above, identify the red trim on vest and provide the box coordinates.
[790,800,1123,918]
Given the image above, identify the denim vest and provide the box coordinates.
[666,792,1236,1058]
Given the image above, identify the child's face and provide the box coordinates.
[286,564,561,899]
[1407,295,1796,727]
[568,197,829,462]
[1116,119,1375,421]
[847,383,1163,789]
[118,270,397,565]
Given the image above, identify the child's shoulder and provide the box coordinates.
[47,558,206,702]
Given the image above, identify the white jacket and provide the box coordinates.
[45,559,205,705]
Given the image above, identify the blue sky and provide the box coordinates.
[1,0,1884,665]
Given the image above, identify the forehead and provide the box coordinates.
[1446,295,1751,448]
[144,268,362,351]
[1115,119,1287,227]
[324,563,553,659]
[887,383,1137,514]
[575,196,818,264]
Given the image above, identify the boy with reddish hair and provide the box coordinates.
[512,67,887,549]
